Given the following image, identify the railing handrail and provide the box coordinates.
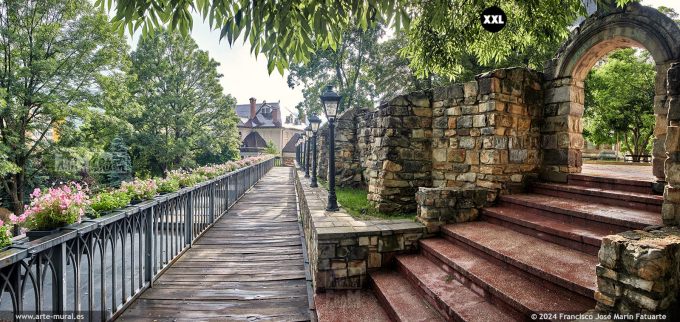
[0,157,274,269]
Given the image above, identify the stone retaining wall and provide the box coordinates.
[415,187,496,232]
[294,169,426,291]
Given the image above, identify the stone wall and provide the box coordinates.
[664,63,680,226]
[295,169,426,291]
[431,68,542,192]
[315,107,370,188]
[311,68,543,215]
[415,187,496,232]
[596,227,680,318]
[365,92,433,213]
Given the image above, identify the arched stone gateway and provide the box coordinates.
[541,3,680,225]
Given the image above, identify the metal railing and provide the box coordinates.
[0,158,275,321]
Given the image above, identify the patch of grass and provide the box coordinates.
[317,178,416,221]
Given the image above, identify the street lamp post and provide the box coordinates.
[300,133,306,169]
[320,85,341,211]
[309,114,321,188]
[304,126,311,178]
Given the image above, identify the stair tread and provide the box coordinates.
[396,254,516,322]
[533,182,663,204]
[481,206,621,246]
[501,194,662,228]
[420,238,594,315]
[569,173,653,187]
[442,221,598,296]
[370,271,444,322]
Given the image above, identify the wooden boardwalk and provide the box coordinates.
[118,167,311,321]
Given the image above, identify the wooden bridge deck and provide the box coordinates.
[118,167,311,321]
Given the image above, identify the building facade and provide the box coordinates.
[236,97,304,165]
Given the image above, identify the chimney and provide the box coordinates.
[272,105,281,126]
[249,97,256,119]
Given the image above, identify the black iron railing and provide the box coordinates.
[0,158,275,321]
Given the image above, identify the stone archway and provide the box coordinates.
[541,3,680,202]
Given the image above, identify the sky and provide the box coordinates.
[120,0,680,118]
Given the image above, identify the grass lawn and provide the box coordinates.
[317,178,416,221]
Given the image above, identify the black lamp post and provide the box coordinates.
[320,85,341,211]
[304,126,311,178]
[309,114,321,188]
[299,133,305,169]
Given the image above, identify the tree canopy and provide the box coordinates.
[101,0,635,79]
[584,48,655,161]
[0,0,129,214]
[129,29,241,175]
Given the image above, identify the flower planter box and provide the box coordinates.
[26,229,60,241]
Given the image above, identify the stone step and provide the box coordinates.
[395,254,518,321]
[532,182,663,213]
[419,238,594,318]
[369,271,444,322]
[567,173,655,195]
[480,206,621,255]
[499,194,662,230]
[441,222,598,298]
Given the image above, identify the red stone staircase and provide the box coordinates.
[369,174,664,321]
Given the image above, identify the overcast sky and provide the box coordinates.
[120,0,680,116]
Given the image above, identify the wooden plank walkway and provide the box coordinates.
[118,167,311,321]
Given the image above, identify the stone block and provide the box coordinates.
[463,81,478,98]
[448,149,466,163]
[473,114,487,127]
[457,115,473,128]
[459,137,476,149]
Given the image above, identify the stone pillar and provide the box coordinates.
[652,62,672,193]
[541,77,584,183]
[664,63,680,225]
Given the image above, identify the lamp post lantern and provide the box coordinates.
[308,114,321,188]
[320,85,341,211]
[304,126,311,178]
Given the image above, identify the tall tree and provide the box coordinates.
[0,0,128,215]
[129,30,240,175]
[287,26,380,116]
[102,0,635,79]
[584,48,655,162]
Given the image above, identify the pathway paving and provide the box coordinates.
[118,167,311,321]
[581,163,654,182]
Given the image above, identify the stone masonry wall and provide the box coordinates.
[596,227,680,318]
[364,92,433,214]
[415,187,496,233]
[315,107,370,188]
[664,63,680,226]
[311,68,543,215]
[430,68,543,192]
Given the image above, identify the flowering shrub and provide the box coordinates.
[157,177,180,193]
[90,190,131,216]
[120,179,157,201]
[11,183,89,231]
[0,220,12,248]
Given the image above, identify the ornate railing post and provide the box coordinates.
[52,243,67,315]
[209,182,215,223]
[185,190,193,245]
[145,207,155,285]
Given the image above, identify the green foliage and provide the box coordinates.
[106,137,133,187]
[102,0,634,79]
[0,0,129,215]
[119,179,158,201]
[584,48,655,160]
[129,30,241,175]
[264,140,279,155]
[0,224,12,248]
[157,178,181,193]
[288,26,381,115]
[90,190,131,216]
[317,179,414,220]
